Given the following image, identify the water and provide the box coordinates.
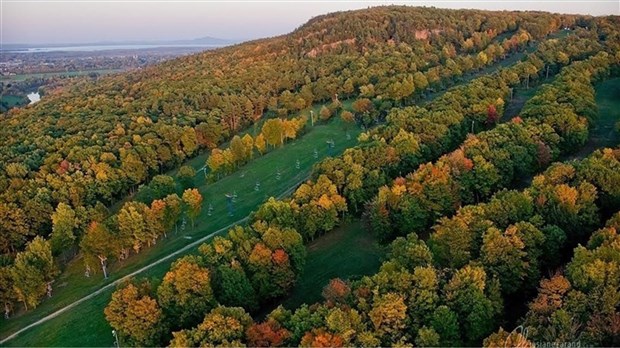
[27,92,40,104]
[9,44,224,53]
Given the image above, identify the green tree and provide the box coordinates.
[80,221,117,278]
[213,263,258,311]
[117,202,148,253]
[149,175,177,200]
[430,305,461,346]
[10,237,58,310]
[163,194,183,234]
[177,165,196,190]
[0,202,31,254]
[50,202,77,256]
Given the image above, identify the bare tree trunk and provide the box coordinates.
[99,257,108,279]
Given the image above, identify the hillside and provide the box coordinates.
[0,6,577,257]
[1,6,619,346]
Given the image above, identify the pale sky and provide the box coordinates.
[2,0,619,45]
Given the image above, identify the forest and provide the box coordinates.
[1,5,619,347]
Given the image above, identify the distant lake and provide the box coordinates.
[27,92,40,104]
[10,44,224,53]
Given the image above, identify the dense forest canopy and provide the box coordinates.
[1,5,619,347]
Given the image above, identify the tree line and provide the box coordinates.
[365,50,616,242]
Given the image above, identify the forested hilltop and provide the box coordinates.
[1,5,619,346]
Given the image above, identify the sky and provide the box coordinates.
[2,0,619,45]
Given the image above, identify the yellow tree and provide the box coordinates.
[157,257,215,327]
[255,133,267,155]
[105,282,163,346]
[262,119,284,148]
[182,189,203,228]
[282,119,298,142]
[207,149,226,175]
[230,135,246,165]
[242,134,254,160]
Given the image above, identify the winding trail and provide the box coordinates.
[0,178,307,345]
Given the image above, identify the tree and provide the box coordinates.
[117,202,147,253]
[206,148,228,177]
[319,105,332,121]
[163,194,182,234]
[481,222,544,294]
[182,188,203,228]
[444,265,499,344]
[486,104,499,125]
[389,233,433,270]
[352,98,373,115]
[340,110,355,129]
[322,278,351,305]
[180,126,198,156]
[105,282,164,347]
[300,329,344,347]
[10,237,57,310]
[368,292,408,344]
[0,202,30,254]
[415,326,440,347]
[120,149,147,186]
[196,119,224,149]
[483,327,534,347]
[230,135,247,165]
[213,264,258,311]
[430,305,461,346]
[481,226,527,294]
[157,257,215,328]
[246,319,290,347]
[0,266,17,317]
[149,175,177,201]
[169,306,253,347]
[242,134,254,160]
[413,71,429,92]
[177,165,196,190]
[262,119,284,148]
[80,221,117,278]
[408,266,440,330]
[50,203,77,256]
[255,133,267,155]
[145,199,167,241]
[282,119,300,142]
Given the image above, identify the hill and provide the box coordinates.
[2,5,617,334]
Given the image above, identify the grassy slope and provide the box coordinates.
[569,76,620,160]
[257,220,386,319]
